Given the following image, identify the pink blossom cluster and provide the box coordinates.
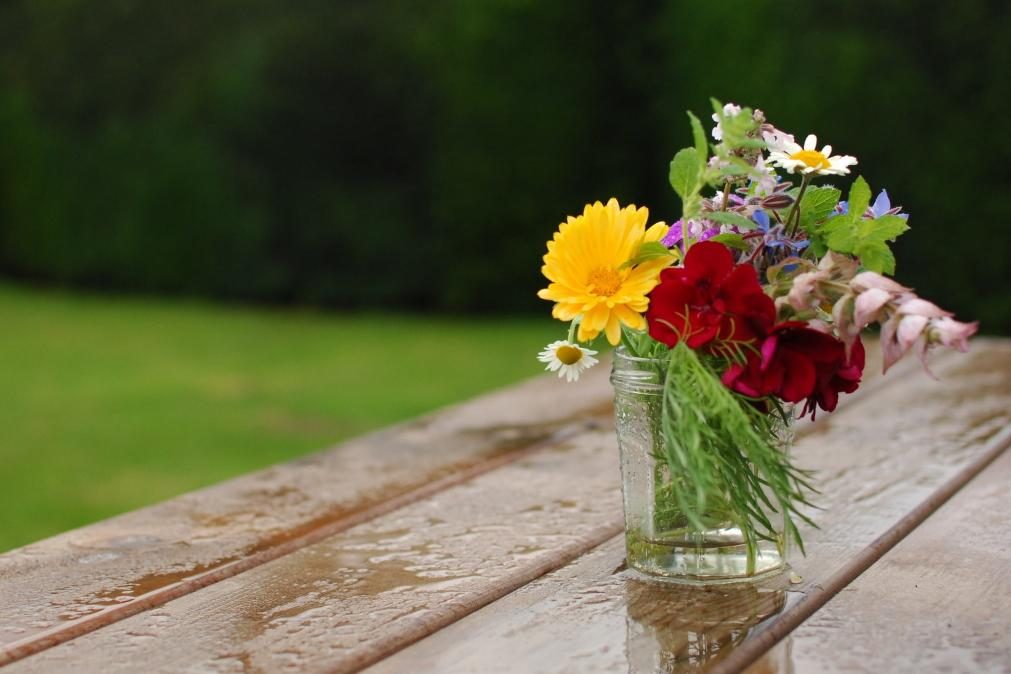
[780,254,978,374]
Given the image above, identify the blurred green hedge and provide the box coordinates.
[1,0,1007,330]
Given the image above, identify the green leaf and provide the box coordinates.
[620,241,674,268]
[823,215,858,252]
[682,193,703,220]
[687,111,708,169]
[799,186,841,230]
[855,241,896,274]
[859,214,910,242]
[705,210,757,230]
[710,98,762,150]
[708,232,749,250]
[847,176,872,220]
[716,156,757,177]
[669,148,701,199]
[808,236,828,258]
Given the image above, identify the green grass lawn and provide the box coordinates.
[0,283,562,552]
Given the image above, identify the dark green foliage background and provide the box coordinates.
[1,1,1007,329]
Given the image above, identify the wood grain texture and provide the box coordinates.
[0,365,614,664]
[788,442,1011,673]
[362,341,1011,674]
[3,424,626,673]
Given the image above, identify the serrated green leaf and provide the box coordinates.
[862,214,910,242]
[823,215,858,252]
[687,111,708,169]
[705,210,757,230]
[669,148,701,199]
[847,176,872,220]
[620,241,674,268]
[708,233,749,250]
[855,241,896,274]
[799,186,840,230]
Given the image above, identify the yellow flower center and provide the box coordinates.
[789,149,831,169]
[556,345,584,365]
[587,267,623,297]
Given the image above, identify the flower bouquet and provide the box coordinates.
[536,101,977,584]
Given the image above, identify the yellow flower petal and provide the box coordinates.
[538,199,672,343]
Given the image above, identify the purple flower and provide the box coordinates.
[660,221,682,248]
[661,218,720,249]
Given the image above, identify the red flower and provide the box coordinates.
[646,241,775,350]
[721,323,865,418]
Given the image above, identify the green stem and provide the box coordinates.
[786,175,811,237]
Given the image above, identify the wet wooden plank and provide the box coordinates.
[0,365,614,665]
[0,340,941,674]
[3,424,626,673]
[360,340,1011,674]
[789,442,1011,673]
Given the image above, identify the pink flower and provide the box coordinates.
[850,271,909,294]
[929,317,978,352]
[788,271,828,311]
[897,298,949,318]
[853,288,891,329]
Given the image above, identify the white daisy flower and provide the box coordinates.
[711,102,742,141]
[537,340,599,382]
[767,133,858,176]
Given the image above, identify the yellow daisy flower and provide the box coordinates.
[537,198,671,345]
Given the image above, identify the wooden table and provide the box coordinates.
[1,339,1009,673]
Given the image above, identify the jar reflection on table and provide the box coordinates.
[623,574,794,673]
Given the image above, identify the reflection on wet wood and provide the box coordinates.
[0,366,613,665]
[363,341,1011,674]
[625,572,790,673]
[789,443,1011,673]
[2,426,626,673]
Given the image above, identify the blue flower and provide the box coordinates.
[753,209,809,253]
[870,189,909,220]
[838,190,909,220]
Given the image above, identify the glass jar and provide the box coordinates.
[611,347,791,584]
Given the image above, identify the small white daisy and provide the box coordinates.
[537,340,599,383]
[767,133,858,176]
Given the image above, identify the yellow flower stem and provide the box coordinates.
[567,319,578,343]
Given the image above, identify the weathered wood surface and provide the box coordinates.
[361,341,1011,674]
[0,366,614,664]
[4,339,1010,674]
[3,424,625,673]
[789,442,1011,673]
[0,340,887,668]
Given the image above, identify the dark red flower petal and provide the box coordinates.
[683,240,734,284]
